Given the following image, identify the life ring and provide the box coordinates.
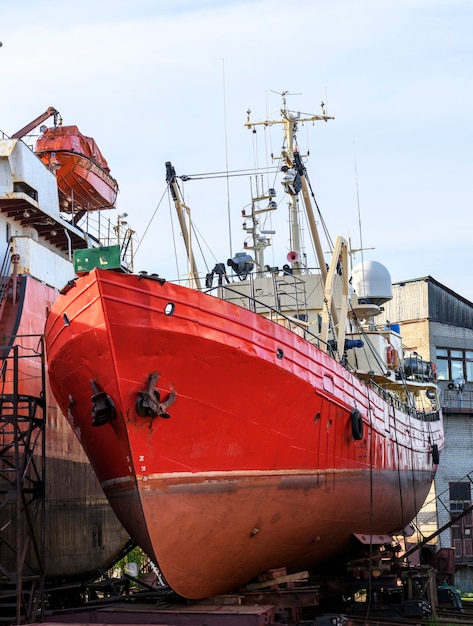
[432,443,440,465]
[351,408,364,440]
[386,343,400,370]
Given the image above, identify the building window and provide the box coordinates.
[450,482,471,512]
[436,348,473,381]
[450,482,473,563]
[467,352,473,381]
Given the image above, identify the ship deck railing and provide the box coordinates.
[62,208,134,271]
[206,281,326,350]
[365,377,441,423]
[0,244,13,312]
[206,282,441,425]
[210,269,310,320]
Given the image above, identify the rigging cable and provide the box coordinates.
[300,164,334,253]
[364,388,374,621]
[393,395,408,565]
[353,141,366,288]
[348,312,390,375]
[249,121,278,267]
[221,59,232,259]
[134,184,168,257]
[262,122,279,259]
[178,166,280,180]
[407,404,422,551]
[409,401,426,549]
[190,219,216,275]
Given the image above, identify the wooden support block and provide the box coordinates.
[246,571,309,591]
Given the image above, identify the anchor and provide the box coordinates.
[136,372,176,419]
[90,380,116,426]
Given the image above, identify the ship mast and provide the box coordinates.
[165,162,202,289]
[244,92,334,278]
[242,183,276,273]
[246,94,349,355]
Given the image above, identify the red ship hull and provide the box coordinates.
[35,125,118,211]
[0,273,129,580]
[45,268,444,599]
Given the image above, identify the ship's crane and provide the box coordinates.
[11,106,61,139]
[165,161,202,290]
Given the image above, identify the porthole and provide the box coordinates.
[164,302,175,316]
[276,348,284,359]
[313,412,321,424]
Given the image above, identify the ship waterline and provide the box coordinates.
[104,468,433,599]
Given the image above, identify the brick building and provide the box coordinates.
[379,276,473,590]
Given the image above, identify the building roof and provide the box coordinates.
[394,276,473,308]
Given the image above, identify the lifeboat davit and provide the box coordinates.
[35,125,118,212]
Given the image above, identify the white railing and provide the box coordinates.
[67,211,135,271]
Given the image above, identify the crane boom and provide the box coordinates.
[11,106,61,139]
[165,162,202,290]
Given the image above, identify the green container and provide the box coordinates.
[74,245,121,274]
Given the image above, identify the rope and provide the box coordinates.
[300,165,335,253]
[134,185,168,256]
[393,404,408,560]
[364,391,375,621]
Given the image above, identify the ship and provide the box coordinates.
[0,109,130,607]
[44,94,445,601]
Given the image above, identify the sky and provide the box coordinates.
[1,0,472,302]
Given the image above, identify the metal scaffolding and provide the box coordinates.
[0,339,46,625]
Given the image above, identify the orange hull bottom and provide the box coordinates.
[105,468,429,599]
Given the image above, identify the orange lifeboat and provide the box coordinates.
[35,125,118,212]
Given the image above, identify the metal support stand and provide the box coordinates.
[0,339,46,625]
